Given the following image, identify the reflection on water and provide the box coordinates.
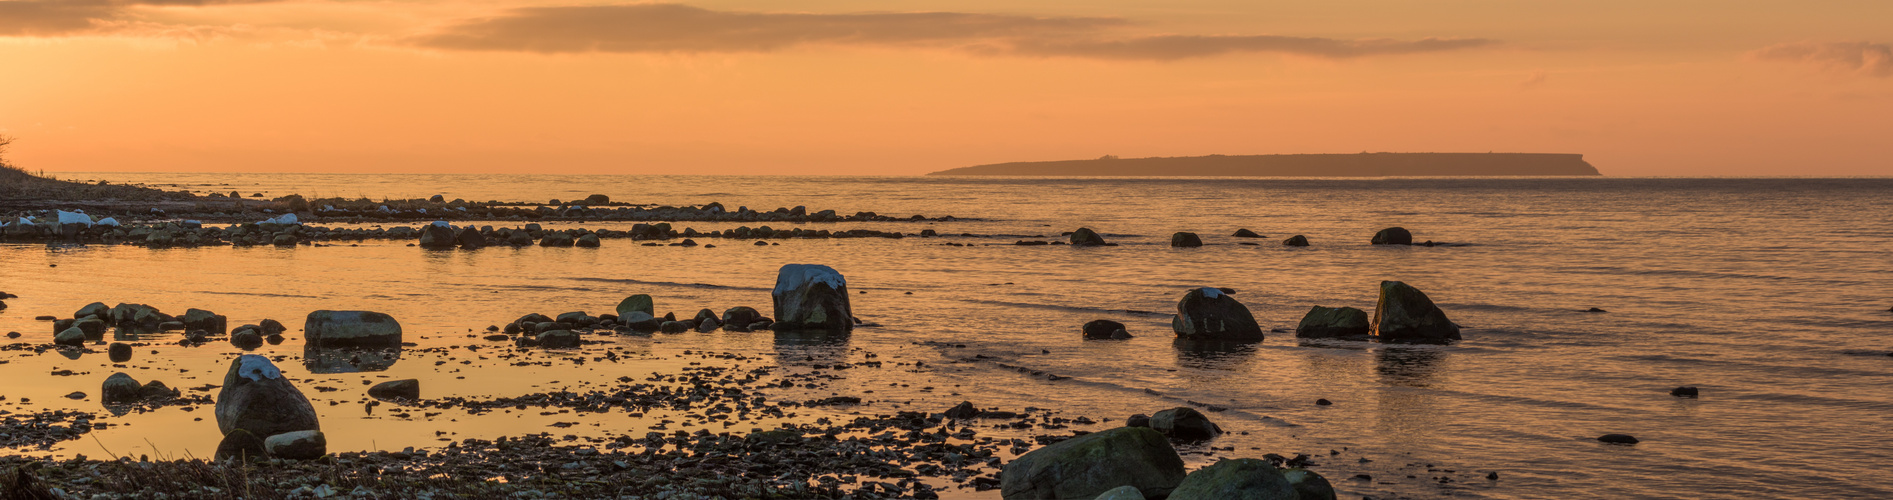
[1172,338,1259,371]
[111,326,170,342]
[1374,347,1446,388]
[773,331,850,366]
[303,346,404,374]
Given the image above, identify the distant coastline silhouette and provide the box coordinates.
[929,152,1601,176]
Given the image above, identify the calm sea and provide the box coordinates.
[3,174,1891,499]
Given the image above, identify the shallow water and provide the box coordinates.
[4,174,1892,499]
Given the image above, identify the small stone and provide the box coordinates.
[1587,307,1608,313]
[1597,434,1639,444]
[1315,399,1332,406]
[1669,386,1699,397]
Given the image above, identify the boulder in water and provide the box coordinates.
[1070,227,1108,246]
[658,321,690,333]
[1371,227,1413,245]
[1001,426,1187,500]
[418,222,457,249]
[1150,407,1223,441]
[108,342,132,362]
[215,355,320,438]
[1171,288,1264,341]
[576,233,601,247]
[697,317,721,332]
[616,294,654,317]
[1171,232,1203,248]
[1294,306,1369,338]
[102,373,144,403]
[76,302,111,320]
[721,307,761,331]
[180,308,227,333]
[1281,235,1309,247]
[264,430,327,460]
[620,312,662,332]
[231,330,263,349]
[368,379,420,400]
[1670,386,1699,397]
[771,264,854,332]
[457,227,486,249]
[73,317,106,335]
[1370,281,1460,342]
[944,401,981,419]
[1598,434,1639,444]
[54,326,86,346]
[1231,229,1262,238]
[1083,319,1128,339]
[1166,458,1299,500]
[304,310,403,347]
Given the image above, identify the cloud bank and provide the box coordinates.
[0,0,274,36]
[1752,41,1893,77]
[412,3,1495,60]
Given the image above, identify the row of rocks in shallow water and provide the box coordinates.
[1085,281,1460,343]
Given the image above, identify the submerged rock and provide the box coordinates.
[1001,427,1186,500]
[1282,235,1309,247]
[1231,229,1263,238]
[1150,407,1223,441]
[101,372,144,403]
[1171,232,1203,248]
[771,264,854,332]
[215,355,320,438]
[1171,288,1264,341]
[1070,228,1108,247]
[368,379,420,401]
[1167,458,1298,500]
[305,310,403,347]
[1083,319,1128,339]
[1371,227,1413,245]
[231,330,263,349]
[1598,434,1639,444]
[1670,386,1699,397]
[1294,306,1369,338]
[1370,281,1460,342]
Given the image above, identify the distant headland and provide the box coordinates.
[927,152,1601,177]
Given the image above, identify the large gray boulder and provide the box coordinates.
[1171,288,1264,341]
[305,310,403,347]
[771,264,853,332]
[616,294,654,317]
[1167,458,1297,500]
[1294,306,1369,338]
[1150,407,1223,441]
[215,355,320,438]
[1001,427,1186,500]
[1371,281,1460,342]
[1371,227,1413,245]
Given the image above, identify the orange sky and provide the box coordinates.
[2,0,1890,176]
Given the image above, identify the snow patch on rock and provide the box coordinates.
[774,264,847,295]
[235,354,283,381]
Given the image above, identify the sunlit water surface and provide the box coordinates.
[3,174,1891,499]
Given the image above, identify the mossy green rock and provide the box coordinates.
[1168,458,1296,500]
[1000,427,1185,500]
[1295,306,1369,338]
[617,294,654,317]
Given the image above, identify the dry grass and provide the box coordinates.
[0,136,192,203]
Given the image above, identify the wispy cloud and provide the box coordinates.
[0,0,273,37]
[411,3,1496,60]
[1752,41,1893,77]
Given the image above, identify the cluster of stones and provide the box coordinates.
[49,302,229,346]
[1084,281,1460,344]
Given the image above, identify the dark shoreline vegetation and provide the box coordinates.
[928,153,1602,177]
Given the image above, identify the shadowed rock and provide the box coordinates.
[1070,227,1108,246]
[1171,232,1202,247]
[418,222,457,249]
[264,430,327,460]
[1167,458,1299,500]
[179,308,227,333]
[721,307,761,331]
[1231,229,1262,238]
[617,294,654,317]
[1150,407,1222,441]
[538,329,580,347]
[1083,319,1127,339]
[215,355,320,438]
[368,379,420,401]
[1295,306,1369,338]
[1370,281,1460,342]
[1001,427,1186,500]
[305,310,403,347]
[1171,288,1263,341]
[1371,227,1413,245]
[771,264,853,332]
[1282,235,1309,246]
[215,429,267,462]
